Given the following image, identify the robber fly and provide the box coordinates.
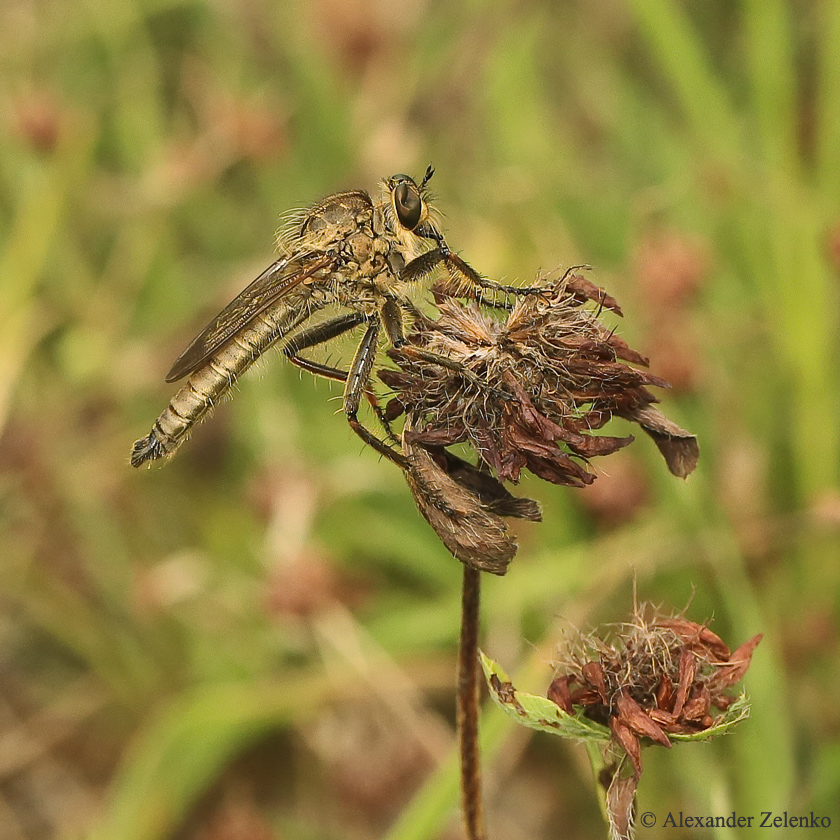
[130,166,531,469]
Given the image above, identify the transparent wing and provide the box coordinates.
[166,253,334,382]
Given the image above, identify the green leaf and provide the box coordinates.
[480,651,611,742]
[668,692,752,742]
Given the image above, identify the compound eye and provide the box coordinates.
[393,181,422,230]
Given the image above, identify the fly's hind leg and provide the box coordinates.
[283,312,365,381]
[343,320,407,467]
[282,314,405,461]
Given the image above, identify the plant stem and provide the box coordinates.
[458,565,485,840]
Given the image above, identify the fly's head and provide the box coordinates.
[383,165,444,257]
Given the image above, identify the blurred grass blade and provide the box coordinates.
[625,0,740,159]
[89,677,331,840]
[816,1,840,199]
[742,0,798,174]
[0,123,94,434]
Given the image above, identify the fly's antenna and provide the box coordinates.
[420,164,435,189]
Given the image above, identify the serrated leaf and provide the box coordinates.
[668,692,752,741]
[479,651,611,742]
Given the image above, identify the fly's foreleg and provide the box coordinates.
[401,238,546,307]
[344,320,407,467]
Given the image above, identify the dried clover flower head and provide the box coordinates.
[378,271,697,571]
[548,607,762,840]
[380,271,699,491]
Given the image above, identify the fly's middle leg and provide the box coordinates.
[282,312,366,381]
[282,314,403,457]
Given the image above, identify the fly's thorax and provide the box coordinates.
[298,190,374,251]
[339,228,379,269]
[326,220,402,292]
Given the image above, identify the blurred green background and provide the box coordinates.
[1,0,839,838]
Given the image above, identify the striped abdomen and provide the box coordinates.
[130,306,309,467]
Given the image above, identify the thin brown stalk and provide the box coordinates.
[458,565,485,840]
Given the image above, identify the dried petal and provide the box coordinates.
[682,684,712,723]
[564,272,623,315]
[403,424,467,448]
[402,435,516,575]
[609,717,643,777]
[712,634,763,688]
[606,772,639,840]
[672,648,695,717]
[433,448,542,521]
[655,673,674,711]
[622,405,700,479]
[647,707,677,728]
[616,690,671,748]
[655,618,730,660]
[571,687,602,706]
[547,675,574,714]
[712,693,734,711]
[581,661,609,704]
[607,333,649,366]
